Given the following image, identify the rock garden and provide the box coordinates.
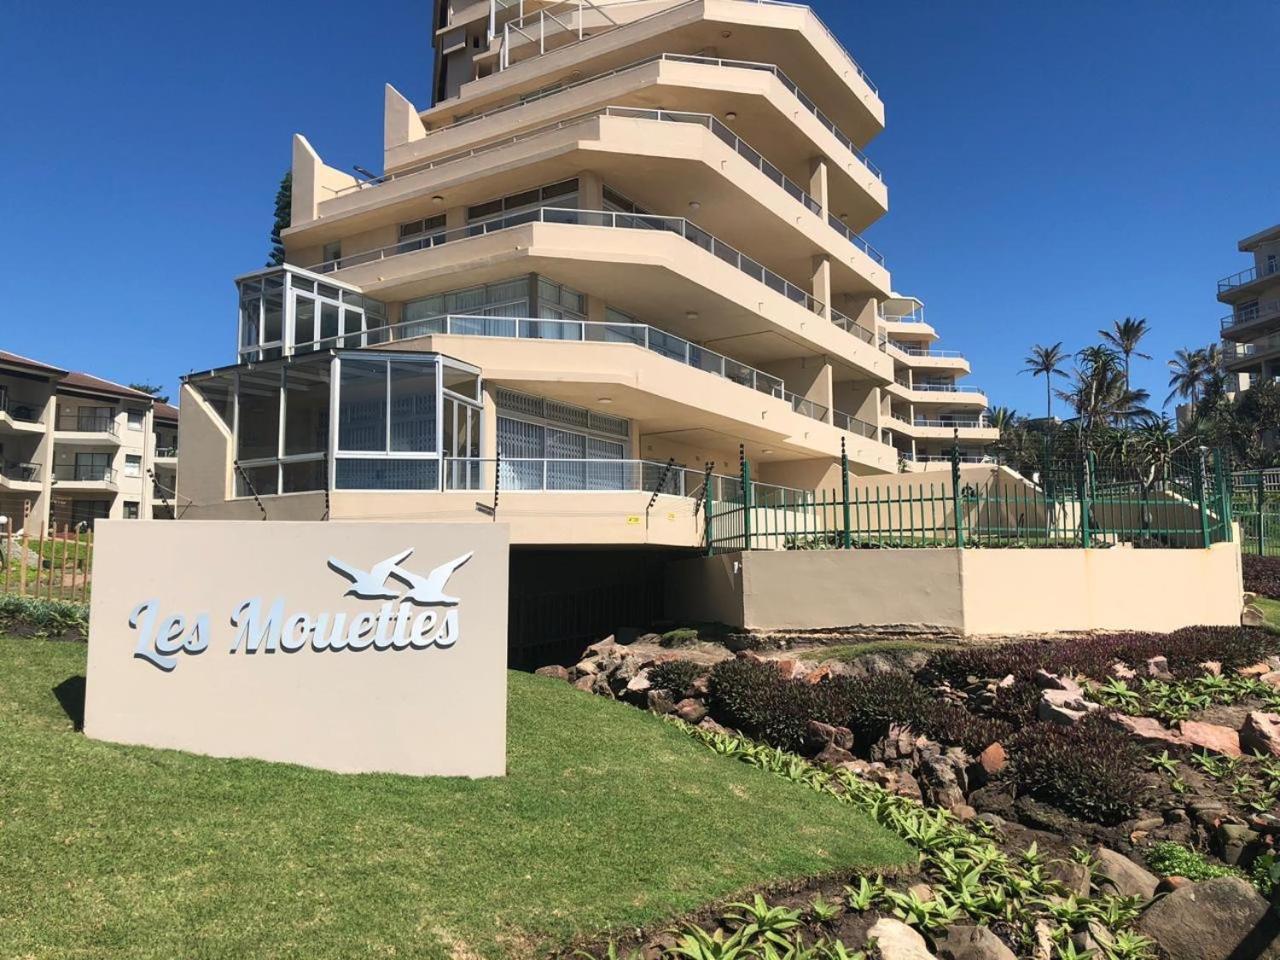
[545,595,1280,959]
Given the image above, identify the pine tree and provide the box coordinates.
[267,171,292,266]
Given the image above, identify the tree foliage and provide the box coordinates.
[267,171,292,266]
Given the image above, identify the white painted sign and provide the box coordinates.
[84,521,508,777]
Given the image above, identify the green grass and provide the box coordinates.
[0,638,910,960]
[1258,597,1280,632]
[796,639,953,662]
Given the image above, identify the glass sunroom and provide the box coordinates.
[188,351,483,496]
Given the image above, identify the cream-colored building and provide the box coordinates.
[1220,222,1280,392]
[177,0,994,545]
[0,350,177,533]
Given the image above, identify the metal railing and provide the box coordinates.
[53,464,115,483]
[310,206,827,315]
[154,446,179,458]
[1220,298,1280,331]
[829,307,879,347]
[888,343,967,359]
[364,313,786,397]
[493,0,878,95]
[0,395,44,423]
[0,461,40,483]
[56,413,118,435]
[891,414,991,429]
[893,378,986,395]
[832,410,879,439]
[1219,260,1279,293]
[424,52,880,180]
[443,457,694,495]
[333,104,884,264]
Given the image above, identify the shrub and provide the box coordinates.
[707,658,815,751]
[1244,555,1280,599]
[0,594,88,635]
[1145,841,1239,882]
[647,659,705,697]
[1008,714,1146,825]
[659,627,700,647]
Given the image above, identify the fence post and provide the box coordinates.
[1079,453,1092,549]
[840,437,851,549]
[950,439,964,548]
[739,444,753,552]
[703,466,716,555]
[1259,471,1267,557]
[1212,450,1231,543]
[1194,449,1211,549]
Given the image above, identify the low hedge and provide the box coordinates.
[0,594,89,636]
[647,659,705,697]
[1244,555,1280,599]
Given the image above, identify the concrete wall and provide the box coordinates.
[667,541,1244,635]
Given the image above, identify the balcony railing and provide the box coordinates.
[0,461,40,483]
[832,410,879,440]
[334,104,884,265]
[358,313,883,443]
[1219,260,1280,293]
[829,308,879,347]
[53,464,115,483]
[312,206,828,314]
[1220,298,1280,332]
[893,378,985,394]
[1225,335,1280,362]
[494,0,878,94]
[423,52,881,180]
[56,413,118,435]
[443,457,695,495]
[155,446,179,458]
[0,392,44,423]
[888,343,967,359]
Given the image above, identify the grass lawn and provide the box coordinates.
[1258,596,1280,632]
[796,639,953,662]
[0,638,910,960]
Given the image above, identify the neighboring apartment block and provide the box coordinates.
[1220,222,1280,393]
[177,0,995,544]
[0,351,178,533]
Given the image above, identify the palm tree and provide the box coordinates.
[1099,317,1152,392]
[1166,347,1212,410]
[987,406,1018,432]
[1058,346,1151,433]
[1020,342,1070,419]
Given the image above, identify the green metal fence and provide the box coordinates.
[706,445,1235,554]
[1233,469,1280,557]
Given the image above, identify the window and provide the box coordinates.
[603,186,650,216]
[72,452,111,481]
[466,179,579,231]
[404,277,531,326]
[123,501,139,520]
[124,454,142,478]
[70,500,110,528]
[399,214,447,242]
[126,409,145,431]
[236,371,281,462]
[322,241,341,264]
[238,266,386,360]
[495,388,629,490]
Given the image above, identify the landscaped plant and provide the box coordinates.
[1008,714,1147,824]
[1245,556,1280,599]
[661,627,701,647]
[1144,841,1240,883]
[0,594,88,635]
[648,659,706,697]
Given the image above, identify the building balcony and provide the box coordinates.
[52,465,117,490]
[0,395,47,434]
[887,378,988,407]
[885,413,997,441]
[154,446,179,466]
[461,0,885,144]
[394,53,886,230]
[300,109,890,295]
[304,212,893,382]
[54,413,120,445]
[886,342,970,373]
[0,461,42,491]
[1220,298,1280,341]
[1224,334,1280,370]
[1217,260,1280,301]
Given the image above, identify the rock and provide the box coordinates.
[1260,671,1280,690]
[1200,660,1223,676]
[614,656,643,685]
[1241,711,1280,757]
[1157,875,1192,893]
[892,769,923,802]
[968,780,1016,817]
[673,698,707,723]
[1135,876,1280,960]
[804,720,855,755]
[1109,661,1137,680]
[1239,660,1273,677]
[1111,713,1187,748]
[1179,720,1242,756]
[585,636,618,657]
[573,658,599,677]
[1038,687,1099,725]
[772,657,807,680]
[1034,669,1082,693]
[691,674,710,696]
[646,690,676,715]
[1031,920,1054,960]
[534,664,571,682]
[1092,845,1158,900]
[872,724,918,763]
[1044,858,1091,897]
[934,924,1016,960]
[625,668,652,694]
[815,743,855,766]
[976,742,1007,777]
[917,747,968,812]
[574,673,613,698]
[867,918,935,960]
[696,717,729,735]
[906,882,934,902]
[1214,823,1262,867]
[1146,655,1174,680]
[1244,605,1268,628]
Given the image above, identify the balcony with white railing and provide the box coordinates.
[357,312,888,447]
[52,464,117,489]
[329,106,885,268]
[1220,298,1280,337]
[1218,259,1280,295]
[54,412,120,443]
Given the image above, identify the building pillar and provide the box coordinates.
[578,170,604,210]
[33,392,56,535]
[808,158,829,215]
[812,255,833,320]
[141,405,155,518]
[480,384,499,492]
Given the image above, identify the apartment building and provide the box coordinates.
[1219,222,1280,393]
[0,350,177,533]
[177,0,995,544]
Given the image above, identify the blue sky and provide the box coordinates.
[1,0,1275,415]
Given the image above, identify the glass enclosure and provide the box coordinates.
[237,266,387,363]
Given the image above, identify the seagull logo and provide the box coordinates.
[326,548,473,607]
